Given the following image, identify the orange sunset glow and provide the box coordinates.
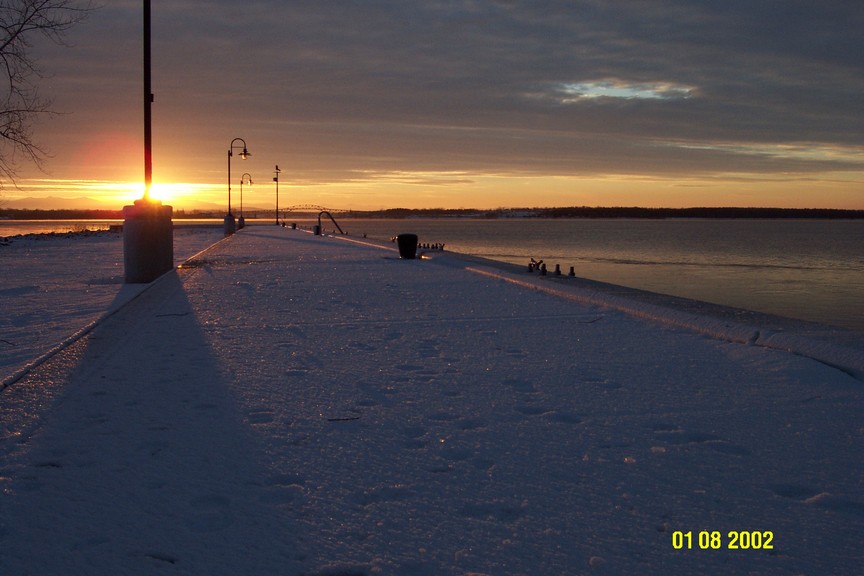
[2,3,862,211]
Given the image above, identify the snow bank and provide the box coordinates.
[0,227,225,388]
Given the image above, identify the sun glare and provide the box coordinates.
[143,182,231,209]
[146,182,182,204]
[119,182,219,207]
[88,179,229,209]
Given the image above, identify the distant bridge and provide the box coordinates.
[280,205,350,214]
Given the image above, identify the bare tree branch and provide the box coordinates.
[0,0,95,186]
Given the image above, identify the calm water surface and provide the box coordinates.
[4,218,862,331]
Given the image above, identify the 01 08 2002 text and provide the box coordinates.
[671,531,774,550]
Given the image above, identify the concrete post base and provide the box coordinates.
[224,214,236,236]
[123,199,173,283]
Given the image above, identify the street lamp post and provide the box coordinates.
[274,164,282,225]
[122,0,173,283]
[238,173,252,229]
[143,0,152,199]
[225,137,250,235]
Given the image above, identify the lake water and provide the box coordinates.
[3,217,863,332]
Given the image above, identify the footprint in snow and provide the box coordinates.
[768,484,864,517]
[515,404,551,416]
[650,424,751,455]
[142,551,178,565]
[401,425,428,449]
[503,377,535,393]
[262,474,306,505]
[306,564,370,576]
[351,484,414,506]
[544,410,583,424]
[768,483,821,500]
[459,500,525,523]
[457,417,487,431]
[427,411,457,422]
[186,495,233,532]
[247,408,275,424]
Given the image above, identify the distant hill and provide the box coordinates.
[1,196,109,210]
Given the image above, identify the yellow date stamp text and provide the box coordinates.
[672,531,774,550]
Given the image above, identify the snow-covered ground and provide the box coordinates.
[1,225,863,575]
[0,226,225,386]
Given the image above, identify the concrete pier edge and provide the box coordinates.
[462,263,864,382]
[323,229,864,381]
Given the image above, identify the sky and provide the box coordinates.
[3,0,864,211]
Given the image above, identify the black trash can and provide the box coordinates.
[396,233,418,259]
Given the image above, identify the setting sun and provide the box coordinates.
[147,182,227,209]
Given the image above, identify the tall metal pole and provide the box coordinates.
[274,165,281,225]
[225,139,249,235]
[124,0,172,284]
[143,0,152,200]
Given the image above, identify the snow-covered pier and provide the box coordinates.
[2,225,863,575]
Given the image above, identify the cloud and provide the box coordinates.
[18,0,864,205]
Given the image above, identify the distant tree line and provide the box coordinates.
[0,208,123,219]
[343,208,483,219]
[3,206,863,220]
[533,206,864,219]
[343,206,864,219]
